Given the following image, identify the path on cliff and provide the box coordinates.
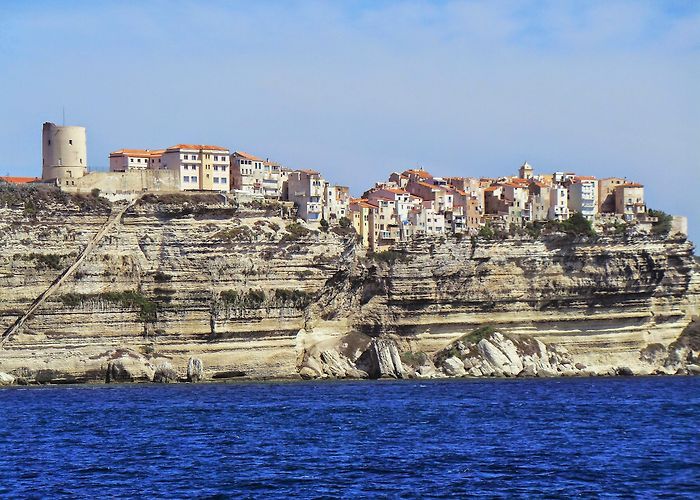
[1,199,136,348]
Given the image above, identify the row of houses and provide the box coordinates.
[346,163,653,250]
[108,145,350,223]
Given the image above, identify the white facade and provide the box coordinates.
[568,178,598,220]
[109,149,163,172]
[409,207,445,235]
[161,144,230,192]
[288,170,325,223]
[548,186,570,221]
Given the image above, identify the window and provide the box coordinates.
[191,176,198,182]
[48,140,51,145]
[130,158,134,163]
[184,155,189,160]
[214,177,220,183]
[183,176,190,182]
[69,140,73,145]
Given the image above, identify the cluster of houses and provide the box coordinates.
[108,144,655,250]
[3,122,668,252]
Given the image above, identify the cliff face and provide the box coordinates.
[0,197,698,383]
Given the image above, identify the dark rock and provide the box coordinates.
[153,363,178,383]
[616,367,634,376]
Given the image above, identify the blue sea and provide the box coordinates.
[0,377,698,498]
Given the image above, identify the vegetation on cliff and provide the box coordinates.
[0,183,111,214]
[58,291,157,322]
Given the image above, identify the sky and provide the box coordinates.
[0,0,698,240]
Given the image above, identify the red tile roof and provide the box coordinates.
[233,151,263,161]
[0,176,40,184]
[169,144,229,152]
[110,148,164,157]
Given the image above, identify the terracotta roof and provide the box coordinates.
[383,187,408,195]
[110,148,164,157]
[416,181,438,189]
[0,176,40,184]
[575,175,597,181]
[484,186,500,192]
[620,182,643,188]
[168,144,229,152]
[403,168,433,178]
[234,151,263,161]
[295,169,320,176]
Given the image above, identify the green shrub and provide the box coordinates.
[319,218,329,233]
[282,222,311,241]
[339,217,351,228]
[400,351,428,366]
[556,212,596,237]
[369,250,409,265]
[215,226,254,241]
[459,325,495,345]
[220,289,267,308]
[478,224,495,239]
[57,291,157,322]
[648,209,673,237]
[273,288,313,308]
[153,271,172,282]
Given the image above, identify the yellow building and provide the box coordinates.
[161,144,230,192]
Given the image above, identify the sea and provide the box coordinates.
[0,377,698,498]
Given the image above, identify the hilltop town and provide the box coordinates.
[1,122,687,251]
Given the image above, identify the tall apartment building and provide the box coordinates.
[323,184,350,221]
[287,170,325,223]
[548,186,570,221]
[568,177,599,220]
[161,144,230,192]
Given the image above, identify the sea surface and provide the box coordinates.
[0,377,698,498]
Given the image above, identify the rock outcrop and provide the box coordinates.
[0,192,698,384]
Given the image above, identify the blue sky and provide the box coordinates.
[1,0,698,239]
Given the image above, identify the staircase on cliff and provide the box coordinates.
[0,200,135,347]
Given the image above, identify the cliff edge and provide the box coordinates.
[0,191,697,384]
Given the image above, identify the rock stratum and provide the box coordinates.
[0,193,699,384]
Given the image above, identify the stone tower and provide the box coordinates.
[42,122,88,185]
[518,161,533,180]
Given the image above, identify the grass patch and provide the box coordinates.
[400,351,428,366]
[458,325,496,345]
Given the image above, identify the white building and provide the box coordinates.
[287,169,325,223]
[548,186,570,221]
[409,206,445,235]
[161,144,230,192]
[109,149,164,172]
[568,177,598,220]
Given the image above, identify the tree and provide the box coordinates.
[319,218,329,233]
[648,209,673,237]
[559,212,596,238]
